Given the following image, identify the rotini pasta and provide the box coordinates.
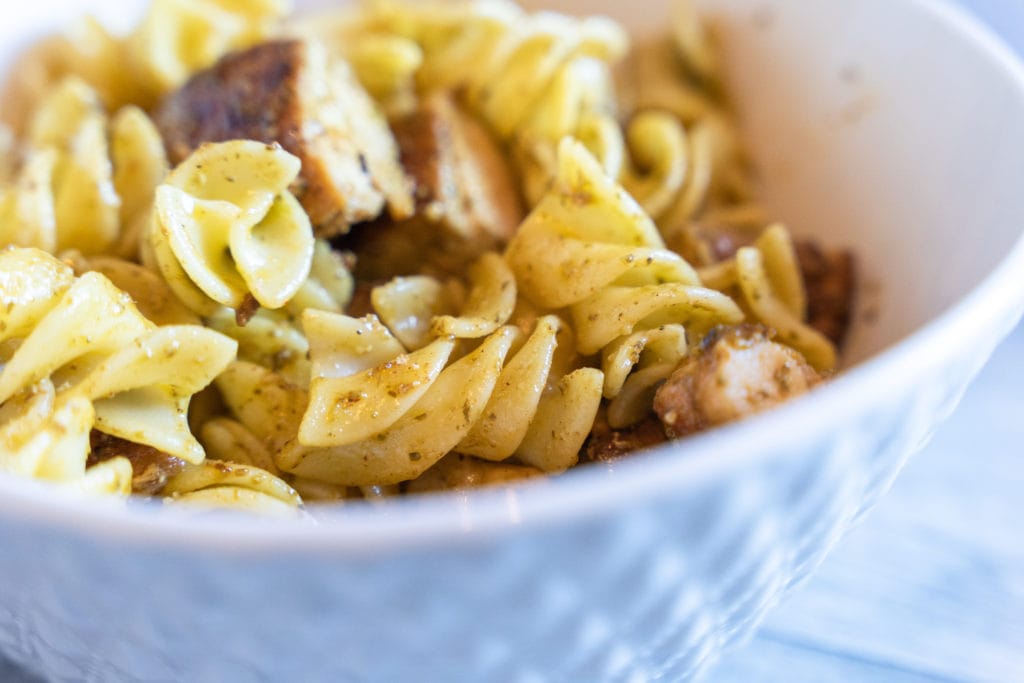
[429,252,517,340]
[0,0,289,126]
[0,0,855,506]
[279,310,603,485]
[200,417,281,476]
[162,459,302,515]
[0,78,167,257]
[65,253,201,326]
[404,453,543,493]
[0,382,132,496]
[600,324,690,428]
[0,148,57,252]
[369,275,460,351]
[0,247,237,464]
[128,0,289,94]
[24,77,119,254]
[205,308,312,388]
[505,139,747,428]
[285,239,355,316]
[290,9,425,115]
[697,224,838,371]
[215,360,308,457]
[507,138,743,353]
[110,105,170,258]
[200,238,354,387]
[145,139,315,316]
[345,0,626,203]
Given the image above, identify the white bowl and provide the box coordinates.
[3,0,1024,681]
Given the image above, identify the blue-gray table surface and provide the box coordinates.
[3,1,1023,682]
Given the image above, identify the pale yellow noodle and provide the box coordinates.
[147,140,314,315]
[0,248,236,487]
[736,246,836,372]
[162,458,301,514]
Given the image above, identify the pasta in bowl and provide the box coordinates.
[1,0,1024,681]
[1,0,851,508]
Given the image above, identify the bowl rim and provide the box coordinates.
[2,0,1024,555]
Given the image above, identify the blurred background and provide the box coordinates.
[1,1,1022,682]
[705,4,1024,681]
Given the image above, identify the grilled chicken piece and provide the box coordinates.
[795,241,856,348]
[347,92,523,279]
[654,325,821,439]
[88,431,188,496]
[583,413,667,463]
[155,39,413,236]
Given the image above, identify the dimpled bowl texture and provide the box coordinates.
[2,0,1024,681]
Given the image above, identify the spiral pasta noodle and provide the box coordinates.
[289,9,425,115]
[600,323,690,429]
[215,360,308,458]
[145,140,315,317]
[0,247,237,464]
[0,247,244,500]
[200,239,355,388]
[284,239,355,316]
[698,223,838,371]
[370,274,467,350]
[110,106,171,258]
[65,253,201,327]
[206,256,596,487]
[0,377,132,496]
[276,308,602,485]
[10,77,117,253]
[128,0,289,94]
[204,308,311,388]
[0,0,289,128]
[506,139,746,427]
[508,139,743,351]
[0,147,57,252]
[340,0,625,204]
[162,459,302,515]
[0,78,167,257]
[542,1,751,269]
[579,110,719,237]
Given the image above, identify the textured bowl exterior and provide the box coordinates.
[3,0,1024,681]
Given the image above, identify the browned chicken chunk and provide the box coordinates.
[88,431,188,496]
[155,39,413,236]
[346,92,524,279]
[653,325,821,438]
[795,241,856,348]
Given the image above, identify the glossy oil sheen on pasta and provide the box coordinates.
[0,0,846,514]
